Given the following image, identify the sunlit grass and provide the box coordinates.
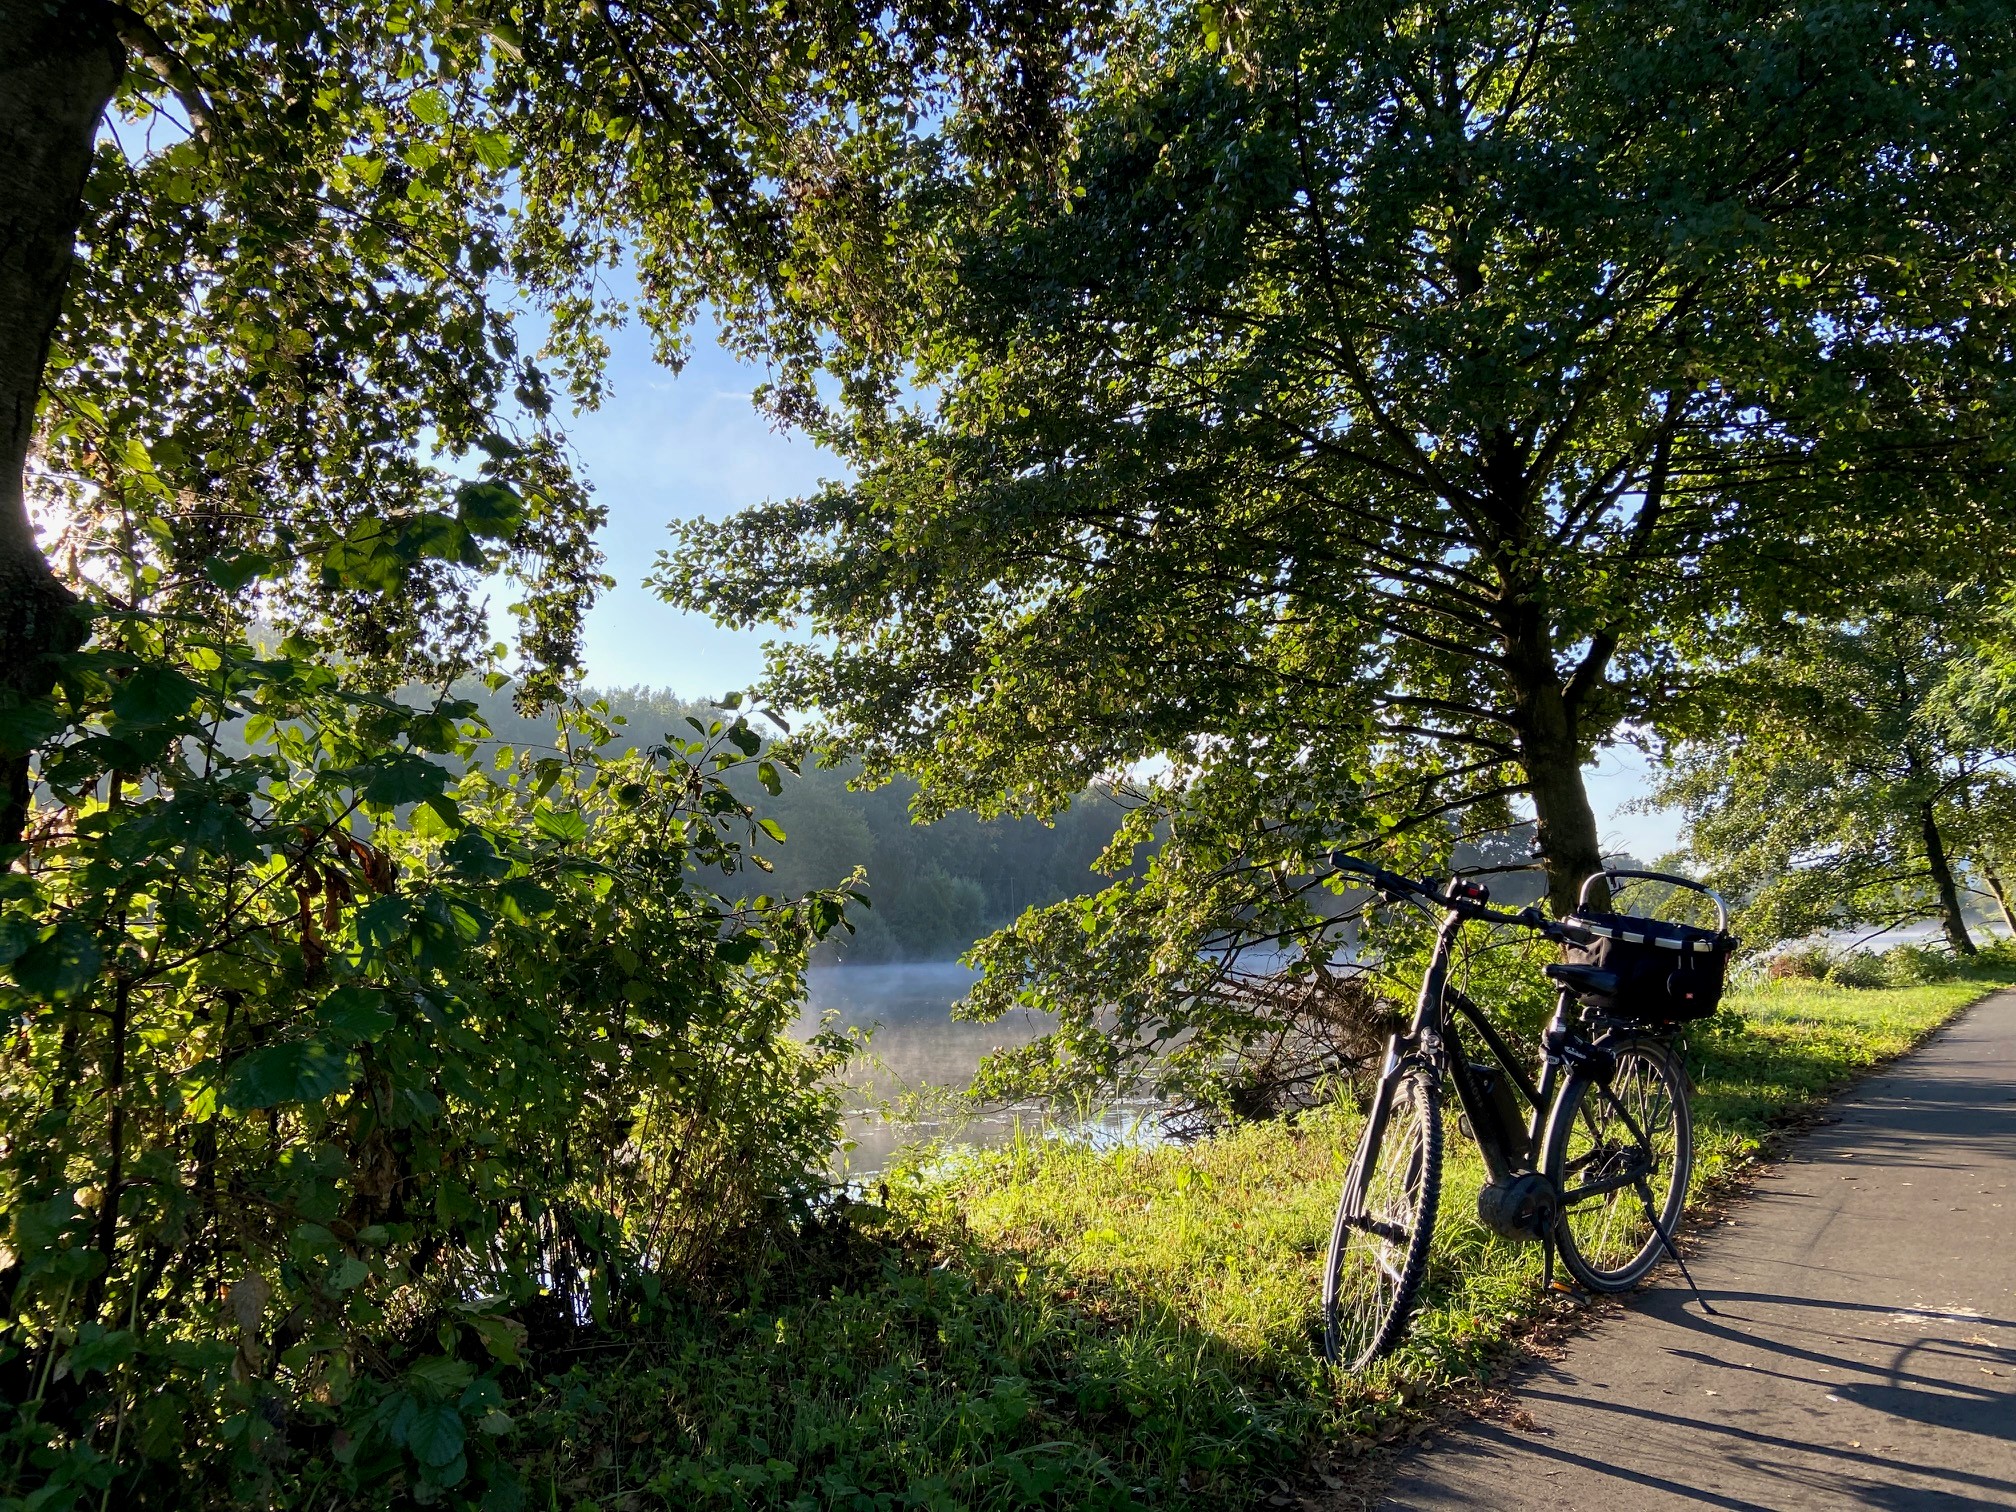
[516,975,2009,1509]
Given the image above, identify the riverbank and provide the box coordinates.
[508,973,2011,1509]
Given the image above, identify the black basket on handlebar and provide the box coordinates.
[1560,870,1737,1024]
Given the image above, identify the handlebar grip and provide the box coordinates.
[1328,853,1413,896]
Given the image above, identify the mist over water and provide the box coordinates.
[796,961,1162,1176]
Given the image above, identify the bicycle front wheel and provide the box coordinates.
[1323,1064,1441,1370]
[1542,1036,1692,1292]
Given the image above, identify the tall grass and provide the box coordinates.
[507,975,2007,1510]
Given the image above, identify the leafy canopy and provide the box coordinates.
[659,0,2016,1100]
[1659,584,2016,955]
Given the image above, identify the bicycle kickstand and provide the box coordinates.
[1541,1228,1570,1295]
[1635,1183,1717,1316]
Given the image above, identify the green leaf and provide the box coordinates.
[358,751,448,806]
[225,1041,357,1110]
[455,481,524,539]
[497,877,555,923]
[443,831,510,879]
[468,1313,526,1366]
[471,132,514,170]
[409,90,450,127]
[532,807,586,843]
[355,896,411,956]
[404,1401,466,1466]
[110,663,204,727]
[715,934,761,966]
[414,793,464,835]
[316,986,394,1042]
[11,922,101,1002]
[758,817,786,843]
[404,511,481,566]
[204,550,274,594]
[407,1354,476,1400]
[320,518,406,593]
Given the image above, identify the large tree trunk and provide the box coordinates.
[1519,714,1607,919]
[0,1,121,850]
[1500,599,1608,917]
[1920,802,1977,956]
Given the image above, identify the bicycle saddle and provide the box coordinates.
[1545,962,1620,997]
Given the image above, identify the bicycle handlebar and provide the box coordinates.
[1329,853,1566,937]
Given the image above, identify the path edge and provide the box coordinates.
[1304,980,2016,1511]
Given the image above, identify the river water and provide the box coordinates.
[795,961,1163,1176]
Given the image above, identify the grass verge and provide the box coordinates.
[508,974,2009,1511]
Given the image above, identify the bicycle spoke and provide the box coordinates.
[1324,1067,1442,1370]
[1548,1040,1692,1292]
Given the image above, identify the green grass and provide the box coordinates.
[509,974,2008,1510]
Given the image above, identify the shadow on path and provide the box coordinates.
[1375,990,2016,1511]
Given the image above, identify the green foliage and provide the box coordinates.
[0,610,854,1509]
[661,0,2016,1102]
[39,0,1095,698]
[1762,939,1969,991]
[1656,585,2014,953]
[45,3,611,694]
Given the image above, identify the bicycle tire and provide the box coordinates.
[1541,1035,1692,1292]
[1323,1064,1442,1369]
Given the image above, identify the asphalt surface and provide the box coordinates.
[1378,989,2016,1510]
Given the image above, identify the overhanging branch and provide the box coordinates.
[110,4,214,141]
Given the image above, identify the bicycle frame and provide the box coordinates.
[1325,855,1720,1354]
[1343,899,1572,1212]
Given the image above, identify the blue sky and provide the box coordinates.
[553,317,1684,859]
[560,319,837,696]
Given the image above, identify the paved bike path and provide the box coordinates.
[1376,988,2016,1510]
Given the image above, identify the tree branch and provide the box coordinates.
[109,4,214,141]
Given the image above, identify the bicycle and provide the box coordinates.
[1320,857,1735,1371]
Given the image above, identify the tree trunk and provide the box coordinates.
[1920,802,1976,956]
[0,0,121,850]
[1982,858,2016,938]
[1500,601,1608,917]
[1520,718,1607,918]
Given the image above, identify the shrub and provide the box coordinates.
[1766,944,1832,981]
[1824,951,1888,989]
[1972,937,2016,971]
[0,628,854,1509]
[1876,943,1961,985]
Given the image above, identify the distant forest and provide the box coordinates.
[463,682,1130,962]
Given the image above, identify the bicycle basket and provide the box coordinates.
[1559,870,1737,1024]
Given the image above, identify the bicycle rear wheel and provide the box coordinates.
[1541,1036,1692,1292]
[1323,1064,1441,1369]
